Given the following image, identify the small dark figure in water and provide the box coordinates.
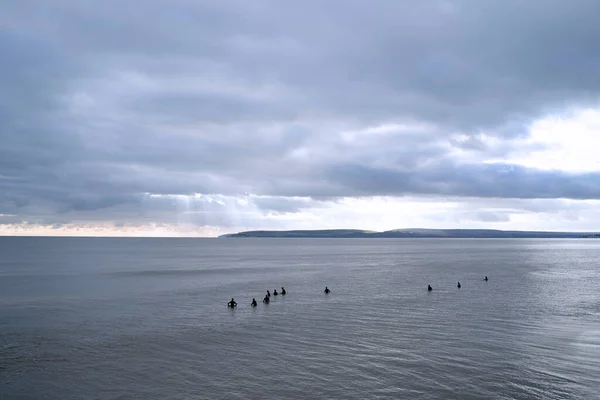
[428,285,432,291]
[227,298,237,308]
[267,290,271,297]
[281,287,286,295]
[324,286,330,294]
[251,298,257,307]
[273,289,279,296]
[263,295,270,304]
[457,282,461,289]
[484,276,488,281]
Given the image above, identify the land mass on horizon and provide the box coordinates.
[219,228,600,238]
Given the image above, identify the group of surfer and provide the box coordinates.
[230,277,488,307]
[228,286,331,308]
[227,286,288,308]
[427,276,488,291]
[260,287,287,304]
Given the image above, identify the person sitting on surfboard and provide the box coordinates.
[263,295,270,304]
[273,289,278,296]
[457,282,461,289]
[484,276,488,281]
[267,290,271,297]
[324,286,330,294]
[428,285,432,291]
[227,298,237,308]
[251,298,257,307]
[281,287,286,295]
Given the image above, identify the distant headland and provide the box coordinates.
[219,229,600,239]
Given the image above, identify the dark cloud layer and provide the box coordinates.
[2,0,600,228]
[327,163,600,199]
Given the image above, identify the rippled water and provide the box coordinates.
[1,237,599,399]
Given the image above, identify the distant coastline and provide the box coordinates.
[219,228,600,239]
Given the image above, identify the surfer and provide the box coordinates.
[484,276,488,281]
[281,287,286,295]
[263,295,270,304]
[227,298,237,308]
[324,286,330,294]
[457,282,461,289]
[273,289,279,296]
[428,285,432,291]
[251,298,257,307]
[267,290,271,297]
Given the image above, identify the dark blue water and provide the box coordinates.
[1,238,599,399]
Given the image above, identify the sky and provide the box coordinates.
[2,0,600,237]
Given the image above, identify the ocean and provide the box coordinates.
[1,237,599,399]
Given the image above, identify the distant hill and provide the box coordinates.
[219,229,376,238]
[219,228,597,238]
[581,233,600,238]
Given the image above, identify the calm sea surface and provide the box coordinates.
[0,237,599,399]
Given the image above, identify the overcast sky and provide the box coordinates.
[2,0,600,236]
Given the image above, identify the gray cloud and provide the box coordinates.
[325,163,600,199]
[2,0,600,229]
